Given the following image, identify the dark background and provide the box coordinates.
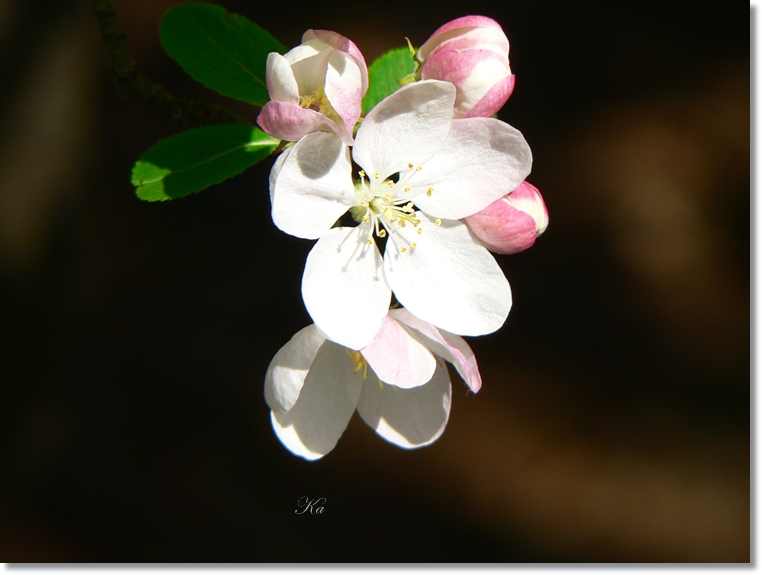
[0,0,750,562]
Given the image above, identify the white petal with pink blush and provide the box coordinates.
[257,29,368,145]
[264,310,480,459]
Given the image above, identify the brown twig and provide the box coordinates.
[92,0,252,128]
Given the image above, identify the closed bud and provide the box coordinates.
[464,181,548,254]
[417,16,515,118]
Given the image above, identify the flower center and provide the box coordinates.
[299,85,340,124]
[348,164,438,253]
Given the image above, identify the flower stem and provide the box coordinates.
[92,0,252,128]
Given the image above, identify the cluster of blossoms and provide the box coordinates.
[258,16,548,460]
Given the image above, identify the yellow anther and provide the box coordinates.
[411,243,417,248]
[348,350,369,380]
[363,215,370,222]
[416,166,422,171]
[298,85,340,123]
[378,229,387,238]
[401,247,407,253]
[358,170,366,177]
[435,219,442,226]
[426,187,433,196]
[367,238,373,244]
[404,186,411,192]
[400,220,406,227]
[384,193,391,200]
[374,172,380,179]
[388,180,395,188]
[408,163,414,169]
[417,227,423,235]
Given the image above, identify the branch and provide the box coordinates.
[92,0,252,128]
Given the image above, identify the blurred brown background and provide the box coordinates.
[0,0,750,562]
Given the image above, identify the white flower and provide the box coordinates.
[269,80,533,349]
[257,30,368,145]
[265,308,482,460]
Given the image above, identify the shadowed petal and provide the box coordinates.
[265,324,326,414]
[357,358,451,449]
[269,132,355,239]
[271,339,364,460]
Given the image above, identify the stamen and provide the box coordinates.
[358,170,366,178]
[374,172,380,179]
[435,219,442,226]
[426,187,433,196]
[348,350,369,380]
[417,227,423,235]
[378,229,387,238]
[401,247,407,252]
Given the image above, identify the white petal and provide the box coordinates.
[271,339,363,460]
[302,225,391,350]
[390,308,482,393]
[411,118,533,219]
[270,132,355,239]
[353,80,455,181]
[284,38,324,64]
[324,51,363,129]
[360,315,436,389]
[265,53,299,104]
[285,39,331,93]
[357,358,451,449]
[264,324,326,414]
[384,214,511,336]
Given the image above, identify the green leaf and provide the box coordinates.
[132,124,280,201]
[160,2,286,106]
[362,47,417,115]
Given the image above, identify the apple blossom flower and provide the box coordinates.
[417,15,515,119]
[257,30,368,145]
[269,79,532,350]
[464,181,549,254]
[265,308,481,460]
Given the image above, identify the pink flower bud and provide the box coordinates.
[257,30,368,145]
[417,16,515,119]
[464,181,548,254]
